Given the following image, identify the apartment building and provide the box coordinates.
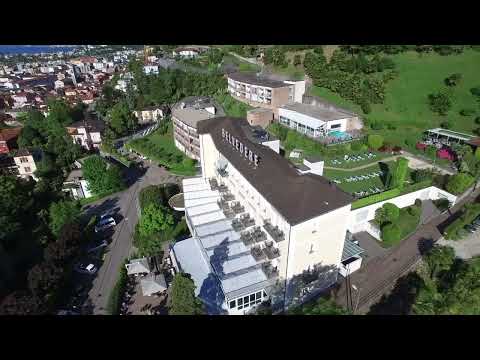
[13,149,41,181]
[66,119,104,151]
[171,96,225,161]
[227,72,306,118]
[170,117,363,314]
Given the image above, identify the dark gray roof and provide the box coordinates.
[67,118,105,132]
[305,155,323,163]
[295,163,310,171]
[228,72,288,88]
[197,117,353,225]
[241,125,277,145]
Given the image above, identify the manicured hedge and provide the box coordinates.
[106,261,128,315]
[351,188,402,209]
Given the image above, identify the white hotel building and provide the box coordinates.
[170,117,363,314]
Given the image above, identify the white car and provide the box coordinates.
[74,262,97,275]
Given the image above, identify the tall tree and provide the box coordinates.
[168,273,204,315]
[48,200,81,237]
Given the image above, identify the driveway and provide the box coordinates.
[80,163,185,315]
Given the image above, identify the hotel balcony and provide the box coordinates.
[251,226,267,243]
[241,231,255,246]
[251,245,266,261]
[262,262,279,279]
[223,207,236,219]
[222,192,235,202]
[209,178,219,190]
[232,218,245,232]
[263,241,280,260]
[217,184,229,193]
[240,213,255,228]
[231,201,245,215]
[263,220,285,243]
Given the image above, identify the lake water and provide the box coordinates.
[0,45,77,54]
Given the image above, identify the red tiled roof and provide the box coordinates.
[0,127,22,142]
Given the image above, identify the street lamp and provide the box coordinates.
[351,284,361,314]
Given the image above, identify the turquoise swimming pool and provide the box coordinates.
[329,130,351,140]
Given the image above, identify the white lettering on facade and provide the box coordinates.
[221,128,260,168]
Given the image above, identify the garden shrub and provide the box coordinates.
[368,134,384,150]
[382,223,401,244]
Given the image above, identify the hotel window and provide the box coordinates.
[24,167,31,172]
[330,123,341,129]
[229,300,236,309]
[20,157,29,163]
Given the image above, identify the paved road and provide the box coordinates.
[82,162,184,314]
[333,184,480,314]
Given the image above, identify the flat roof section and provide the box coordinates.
[427,128,476,141]
[196,219,233,238]
[206,240,248,258]
[190,210,226,227]
[183,182,212,193]
[281,102,352,122]
[183,189,219,200]
[186,202,220,217]
[182,177,205,186]
[184,196,219,209]
[221,267,269,298]
[213,253,258,276]
[199,229,241,250]
[228,72,287,88]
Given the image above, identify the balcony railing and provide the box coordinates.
[251,227,267,243]
[264,242,280,260]
[222,192,235,201]
[209,178,219,190]
[240,214,255,228]
[232,218,245,232]
[251,246,266,261]
[231,201,245,215]
[241,231,255,246]
[223,207,235,219]
[262,262,279,279]
[217,184,229,193]
[263,221,285,243]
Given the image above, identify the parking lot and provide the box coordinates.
[437,215,480,259]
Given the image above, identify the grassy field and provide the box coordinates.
[126,123,197,176]
[309,49,480,148]
[322,151,392,169]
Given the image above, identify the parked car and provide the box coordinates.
[74,262,97,275]
[465,224,477,233]
[87,239,109,254]
[95,217,116,233]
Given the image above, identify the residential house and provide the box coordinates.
[66,119,105,150]
[0,127,22,154]
[13,149,41,181]
[133,106,164,125]
[62,168,92,199]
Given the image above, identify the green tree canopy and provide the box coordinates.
[138,203,174,237]
[446,173,474,195]
[82,155,125,195]
[381,223,401,243]
[375,203,400,226]
[168,273,204,315]
[289,297,351,315]
[391,157,409,189]
[48,200,81,237]
[108,101,138,136]
[428,91,452,115]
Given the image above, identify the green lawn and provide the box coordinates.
[323,162,391,194]
[126,123,197,176]
[309,49,480,148]
[214,92,253,117]
[321,151,392,169]
[382,206,422,248]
